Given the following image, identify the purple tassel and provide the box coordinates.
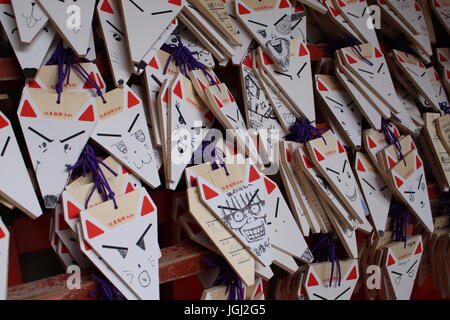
[389,202,410,246]
[46,42,106,104]
[204,257,245,300]
[190,137,230,175]
[285,118,328,144]
[321,36,361,53]
[439,102,450,114]
[68,145,118,209]
[380,119,405,165]
[311,234,341,287]
[88,274,126,300]
[162,33,217,86]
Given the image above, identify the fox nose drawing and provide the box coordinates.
[43,194,58,209]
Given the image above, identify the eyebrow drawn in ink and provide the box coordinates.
[274,14,287,26]
[28,127,54,143]
[129,0,144,12]
[342,160,348,173]
[60,130,86,143]
[326,96,343,107]
[128,114,140,133]
[1,136,10,157]
[334,287,351,300]
[248,20,268,28]
[152,10,173,15]
[106,20,125,36]
[362,178,375,190]
[97,133,122,137]
[297,62,307,78]
[326,167,339,175]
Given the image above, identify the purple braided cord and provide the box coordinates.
[321,36,361,52]
[380,119,405,165]
[68,145,118,209]
[285,118,328,144]
[88,274,126,300]
[439,102,450,114]
[351,45,374,66]
[311,234,341,287]
[204,257,244,300]
[190,137,229,175]
[162,33,217,86]
[389,202,410,246]
[46,42,106,104]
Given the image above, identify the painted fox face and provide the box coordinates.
[236,0,292,70]
[80,188,159,300]
[17,88,97,208]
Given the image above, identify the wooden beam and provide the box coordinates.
[7,241,214,300]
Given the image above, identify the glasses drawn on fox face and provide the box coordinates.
[218,189,267,243]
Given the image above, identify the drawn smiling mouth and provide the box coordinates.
[133,153,152,169]
[269,40,283,54]
[346,188,357,202]
[242,222,265,243]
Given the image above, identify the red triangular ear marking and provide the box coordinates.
[20,100,37,118]
[205,111,214,122]
[86,220,104,239]
[317,80,328,91]
[346,54,358,64]
[202,184,219,200]
[418,61,424,68]
[387,254,396,266]
[435,71,440,81]
[122,167,131,174]
[61,243,69,254]
[128,91,140,108]
[59,214,70,231]
[439,53,448,62]
[357,159,366,172]
[100,0,114,13]
[84,240,92,251]
[396,54,405,63]
[163,88,169,103]
[394,175,404,188]
[286,149,292,163]
[346,266,357,280]
[187,221,202,235]
[372,232,377,241]
[190,176,197,187]
[415,2,421,10]
[249,165,260,182]
[198,79,207,91]
[263,53,274,65]
[313,148,325,161]
[96,74,105,89]
[374,47,383,58]
[0,226,5,239]
[28,80,41,88]
[299,43,308,56]
[141,196,155,216]
[434,0,441,7]
[307,273,319,287]
[227,90,235,103]
[415,242,423,255]
[367,136,377,149]
[294,2,304,12]
[148,57,159,69]
[238,3,251,14]
[243,56,253,68]
[279,0,290,8]
[330,7,340,16]
[416,156,422,169]
[447,70,450,80]
[303,155,314,168]
[253,282,263,298]
[213,95,224,108]
[78,105,95,122]
[337,0,346,7]
[67,201,81,220]
[388,156,397,169]
[337,141,345,153]
[125,182,134,193]
[174,81,183,99]
[0,114,8,129]
[264,178,277,194]
[411,142,416,150]
[168,0,182,5]
[83,72,99,89]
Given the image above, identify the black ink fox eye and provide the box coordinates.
[113,32,122,41]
